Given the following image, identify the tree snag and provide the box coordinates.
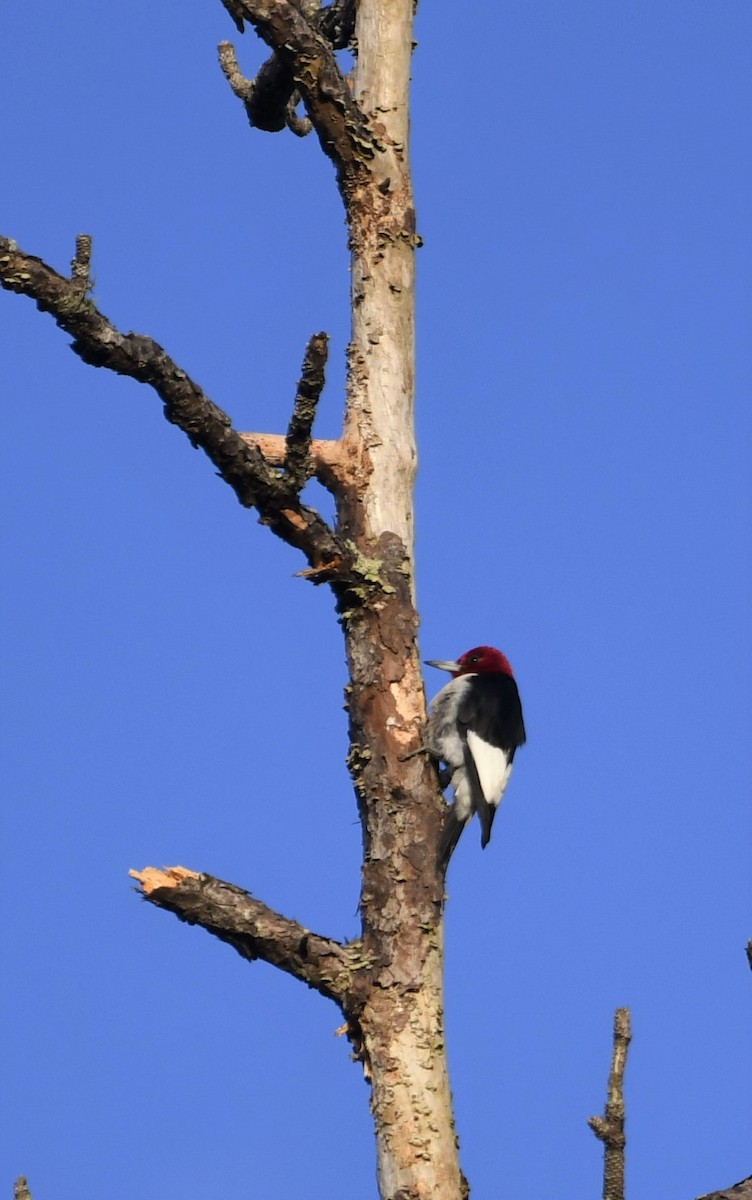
[589,1007,632,1200]
[2,2,459,1196]
[9,5,744,1200]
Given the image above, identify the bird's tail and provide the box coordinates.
[479,804,498,849]
[439,810,466,870]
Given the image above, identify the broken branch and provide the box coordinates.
[0,235,346,579]
[220,0,377,191]
[239,433,356,494]
[698,1177,752,1200]
[588,1007,632,1200]
[219,0,357,139]
[285,331,329,489]
[129,866,363,1007]
[218,39,292,132]
[285,93,313,137]
[70,233,92,295]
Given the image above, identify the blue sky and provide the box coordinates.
[2,3,750,1198]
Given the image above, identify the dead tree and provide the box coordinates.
[2,2,459,1196]
[4,5,748,1200]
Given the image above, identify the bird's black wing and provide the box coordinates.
[456,674,526,849]
[456,673,526,753]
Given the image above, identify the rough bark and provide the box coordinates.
[129,868,367,1006]
[698,1179,752,1200]
[330,4,463,1194]
[589,1008,632,1200]
[0,236,385,602]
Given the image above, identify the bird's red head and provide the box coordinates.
[454,645,515,678]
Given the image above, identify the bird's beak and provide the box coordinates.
[425,659,461,673]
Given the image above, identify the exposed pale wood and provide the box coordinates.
[0,236,353,582]
[238,433,355,491]
[130,867,363,1008]
[343,0,418,559]
[129,866,199,893]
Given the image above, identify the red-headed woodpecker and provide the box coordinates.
[425,645,526,866]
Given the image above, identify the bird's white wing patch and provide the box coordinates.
[466,730,512,808]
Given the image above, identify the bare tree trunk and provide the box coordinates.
[345,0,418,555]
[338,7,465,1195]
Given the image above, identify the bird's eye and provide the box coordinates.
[469,654,478,663]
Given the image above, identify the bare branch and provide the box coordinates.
[219,0,247,33]
[219,38,293,133]
[217,41,254,103]
[70,233,92,296]
[129,866,368,1008]
[285,93,313,137]
[318,0,356,51]
[14,1179,33,1200]
[221,0,377,190]
[239,432,354,494]
[0,235,363,584]
[698,1178,752,1200]
[588,1007,632,1200]
[285,331,329,489]
[219,0,357,138]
